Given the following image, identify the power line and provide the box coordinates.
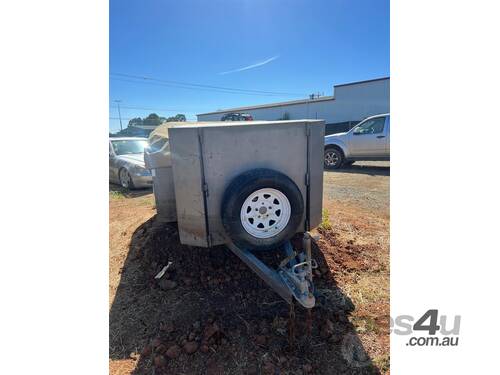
[111,77,294,97]
[110,72,306,97]
[110,72,304,95]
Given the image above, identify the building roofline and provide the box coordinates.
[197,96,335,116]
[196,76,390,116]
[334,76,390,88]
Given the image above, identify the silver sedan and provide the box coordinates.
[109,137,152,189]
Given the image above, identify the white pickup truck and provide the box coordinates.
[324,113,390,169]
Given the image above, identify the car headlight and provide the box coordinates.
[130,165,151,176]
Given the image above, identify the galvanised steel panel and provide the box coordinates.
[151,167,177,222]
[144,145,177,223]
[168,127,209,247]
[308,124,325,229]
[168,120,324,247]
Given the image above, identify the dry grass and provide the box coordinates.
[343,272,390,307]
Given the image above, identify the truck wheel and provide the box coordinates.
[221,169,304,251]
[324,147,344,169]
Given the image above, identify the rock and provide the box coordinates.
[200,344,210,353]
[165,344,181,359]
[141,344,152,357]
[254,335,267,346]
[153,355,167,368]
[278,356,287,365]
[303,363,313,373]
[151,337,162,349]
[155,344,167,354]
[129,352,140,361]
[320,319,335,339]
[326,318,335,330]
[262,361,275,375]
[329,333,342,343]
[183,341,199,354]
[203,322,220,341]
[159,279,177,290]
[188,332,196,341]
[182,277,193,286]
[160,322,174,333]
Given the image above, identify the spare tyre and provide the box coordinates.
[221,168,304,251]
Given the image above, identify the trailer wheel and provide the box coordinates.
[221,169,304,251]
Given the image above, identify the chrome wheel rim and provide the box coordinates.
[325,151,339,167]
[240,188,291,239]
[119,169,131,188]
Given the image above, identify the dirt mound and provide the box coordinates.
[110,216,384,374]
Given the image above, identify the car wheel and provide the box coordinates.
[221,169,304,251]
[324,147,344,169]
[119,168,135,190]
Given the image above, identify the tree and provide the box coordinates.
[143,113,163,126]
[166,113,186,122]
[128,117,143,127]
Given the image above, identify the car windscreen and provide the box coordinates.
[111,140,148,155]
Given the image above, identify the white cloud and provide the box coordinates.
[218,55,280,75]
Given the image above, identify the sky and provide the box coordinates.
[109,0,389,132]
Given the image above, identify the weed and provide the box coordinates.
[110,190,126,199]
[319,208,332,231]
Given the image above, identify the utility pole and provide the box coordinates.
[114,100,123,131]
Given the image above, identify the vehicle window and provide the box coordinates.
[148,138,167,152]
[353,117,385,135]
[111,140,148,155]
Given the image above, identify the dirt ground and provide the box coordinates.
[109,161,390,375]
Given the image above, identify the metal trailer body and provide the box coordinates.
[167,120,325,248]
[144,144,177,222]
